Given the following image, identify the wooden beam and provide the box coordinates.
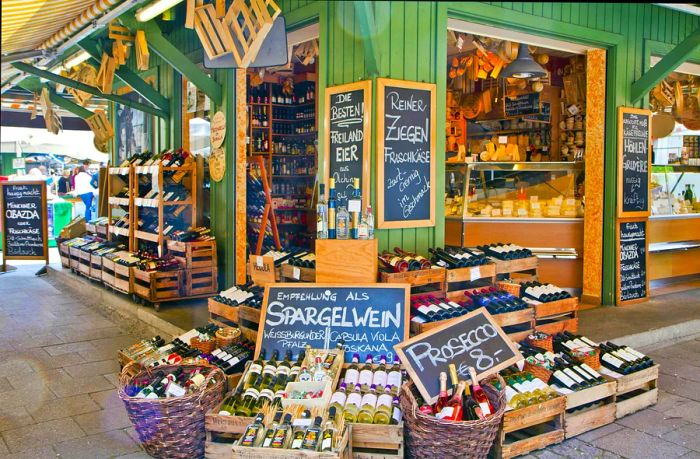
[630,27,700,103]
[121,17,222,105]
[78,39,170,115]
[353,1,380,77]
[17,80,94,119]
[11,62,167,119]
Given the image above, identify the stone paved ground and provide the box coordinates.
[1,264,699,458]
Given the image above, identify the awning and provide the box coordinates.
[1,126,108,163]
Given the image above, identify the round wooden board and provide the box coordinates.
[210,111,226,149]
[209,147,226,182]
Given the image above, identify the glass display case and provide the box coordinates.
[445,162,585,220]
[651,165,700,217]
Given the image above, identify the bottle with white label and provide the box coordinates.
[343,386,362,422]
[344,354,361,390]
[373,386,394,424]
[358,354,374,392]
[372,355,388,392]
[386,356,402,396]
[357,384,378,423]
[320,407,338,452]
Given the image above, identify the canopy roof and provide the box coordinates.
[1,126,108,162]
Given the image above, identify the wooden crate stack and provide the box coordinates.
[132,268,184,303]
[380,267,446,298]
[533,298,579,335]
[444,262,496,301]
[492,256,539,283]
[563,380,617,438]
[611,364,659,419]
[491,395,566,459]
[89,253,103,281]
[167,239,219,297]
[207,298,261,344]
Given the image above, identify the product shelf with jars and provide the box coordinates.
[648,164,700,295]
[445,162,584,292]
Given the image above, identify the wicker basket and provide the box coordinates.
[215,327,241,349]
[523,360,553,383]
[526,334,553,352]
[572,347,601,370]
[400,375,506,459]
[190,336,216,354]
[118,362,225,459]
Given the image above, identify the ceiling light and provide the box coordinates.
[63,51,91,70]
[136,0,185,22]
[501,43,547,79]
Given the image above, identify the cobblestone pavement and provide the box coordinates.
[1,264,699,458]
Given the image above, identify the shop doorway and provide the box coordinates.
[443,20,606,303]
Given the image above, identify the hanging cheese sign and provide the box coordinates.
[209,147,226,182]
[210,111,226,148]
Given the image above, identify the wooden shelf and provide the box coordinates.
[272,174,315,178]
[469,127,550,137]
[134,230,161,243]
[271,132,317,137]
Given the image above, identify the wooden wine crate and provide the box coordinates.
[185,266,218,296]
[491,395,566,459]
[409,307,534,339]
[77,250,92,277]
[208,297,240,324]
[89,253,103,281]
[563,381,617,438]
[381,267,446,298]
[69,246,82,271]
[113,262,133,294]
[132,267,184,302]
[59,241,71,268]
[166,239,217,268]
[316,239,378,283]
[492,256,539,275]
[101,257,116,287]
[230,426,352,459]
[533,297,579,335]
[85,222,97,234]
[351,422,403,459]
[280,262,315,282]
[444,262,496,293]
[609,364,659,418]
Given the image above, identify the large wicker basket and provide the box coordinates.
[118,362,225,459]
[400,374,506,459]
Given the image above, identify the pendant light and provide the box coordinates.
[501,43,547,79]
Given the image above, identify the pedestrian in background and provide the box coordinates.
[73,165,96,222]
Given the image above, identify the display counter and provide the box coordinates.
[445,162,584,291]
[648,165,700,295]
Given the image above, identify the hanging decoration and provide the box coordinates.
[86,109,114,153]
[39,88,62,135]
[209,147,226,182]
[135,30,150,71]
[293,38,318,65]
[96,53,116,94]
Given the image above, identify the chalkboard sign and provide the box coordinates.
[618,108,651,217]
[617,220,648,304]
[256,283,410,363]
[324,80,371,209]
[377,78,436,229]
[524,102,551,123]
[394,308,522,404]
[505,92,541,118]
[1,181,48,264]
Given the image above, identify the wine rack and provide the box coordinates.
[107,166,134,251]
[247,155,281,254]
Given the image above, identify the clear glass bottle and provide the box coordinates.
[320,407,338,452]
[316,183,328,239]
[260,411,283,447]
[238,412,266,447]
[301,416,324,451]
[336,206,350,240]
[373,385,393,425]
[269,413,294,449]
[365,204,374,239]
[343,385,362,423]
[357,384,378,423]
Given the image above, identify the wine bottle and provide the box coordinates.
[395,247,432,270]
[328,178,337,239]
[378,253,409,273]
[320,408,338,452]
[238,412,266,447]
[434,372,449,414]
[468,367,494,416]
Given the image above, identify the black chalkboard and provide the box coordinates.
[524,102,551,123]
[618,220,648,303]
[1,181,48,260]
[505,92,541,118]
[325,81,371,209]
[256,284,410,363]
[394,308,522,404]
[377,78,435,228]
[618,109,651,216]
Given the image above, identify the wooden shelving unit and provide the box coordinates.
[107,166,133,251]
[246,155,281,255]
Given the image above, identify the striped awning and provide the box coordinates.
[1,0,98,54]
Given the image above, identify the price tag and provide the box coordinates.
[256,256,264,267]
[293,267,301,280]
[498,136,508,144]
[348,199,361,213]
[470,266,482,282]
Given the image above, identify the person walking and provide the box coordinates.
[73,166,96,222]
[57,170,71,195]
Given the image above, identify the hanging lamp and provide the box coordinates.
[501,43,547,79]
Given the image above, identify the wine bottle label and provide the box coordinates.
[376,393,393,409]
[435,406,454,419]
[218,408,233,416]
[262,364,277,376]
[553,370,577,388]
[360,393,377,408]
[615,349,639,362]
[242,388,260,399]
[240,425,260,447]
[411,316,427,323]
[345,392,362,407]
[563,368,585,384]
[166,382,186,397]
[261,429,275,447]
[271,427,289,448]
[358,369,373,386]
[623,346,646,360]
[392,406,402,423]
[505,386,519,402]
[579,363,602,379]
[321,431,333,451]
[573,366,594,381]
[372,370,388,387]
[478,401,492,416]
[387,370,402,388]
[247,363,262,376]
[329,391,347,406]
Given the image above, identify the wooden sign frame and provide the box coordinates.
[255,283,411,360]
[1,181,49,268]
[394,307,522,404]
[616,218,649,305]
[617,107,652,218]
[376,77,436,229]
[323,80,372,210]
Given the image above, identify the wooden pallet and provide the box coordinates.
[610,364,659,418]
[185,266,218,296]
[132,267,184,302]
[491,395,566,459]
[563,381,617,438]
[167,239,217,268]
[89,253,103,281]
[380,267,446,297]
[533,297,579,335]
[445,263,496,301]
[279,262,315,282]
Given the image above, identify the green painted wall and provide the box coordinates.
[279,1,700,304]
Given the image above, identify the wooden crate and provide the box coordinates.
[69,246,82,271]
[85,222,97,233]
[101,257,116,287]
[77,250,92,276]
[381,267,446,297]
[351,421,403,459]
[208,297,240,324]
[563,381,617,438]
[533,297,579,335]
[132,267,184,302]
[89,253,103,281]
[59,242,71,268]
[492,256,539,275]
[280,262,315,282]
[231,426,352,458]
[611,364,659,418]
[113,263,133,294]
[316,239,378,283]
[410,307,534,339]
[185,266,218,296]
[491,395,566,459]
[445,263,496,299]
[167,239,217,268]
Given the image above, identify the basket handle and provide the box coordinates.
[119,361,146,387]
[193,364,225,406]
